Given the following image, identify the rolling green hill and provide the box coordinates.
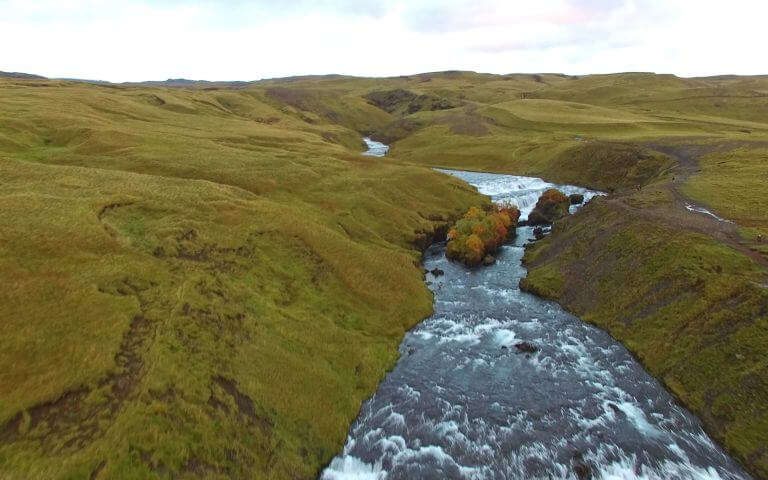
[1,71,768,478]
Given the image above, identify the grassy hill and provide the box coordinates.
[0,77,485,479]
[1,71,768,478]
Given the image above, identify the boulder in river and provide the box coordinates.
[527,210,548,226]
[573,461,593,480]
[430,268,444,277]
[514,342,540,354]
[569,193,585,205]
[571,451,593,480]
[527,189,570,226]
[607,402,625,417]
[482,255,496,266]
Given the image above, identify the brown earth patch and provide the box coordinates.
[0,279,156,454]
[97,201,134,238]
[89,460,107,480]
[211,376,273,435]
[450,119,490,136]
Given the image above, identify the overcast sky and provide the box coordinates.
[1,0,765,82]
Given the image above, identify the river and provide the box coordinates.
[362,137,390,157]
[324,144,750,479]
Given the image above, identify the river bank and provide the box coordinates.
[521,184,768,479]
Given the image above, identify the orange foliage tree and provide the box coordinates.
[445,203,521,266]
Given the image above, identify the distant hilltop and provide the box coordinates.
[124,78,251,88]
[2,69,768,88]
[0,71,249,88]
[0,71,46,79]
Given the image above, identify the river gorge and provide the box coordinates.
[321,144,751,480]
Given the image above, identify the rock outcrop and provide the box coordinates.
[528,189,570,225]
[364,89,460,115]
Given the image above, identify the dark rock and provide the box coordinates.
[501,345,508,350]
[430,268,444,277]
[514,342,540,354]
[364,89,417,113]
[364,89,459,115]
[412,222,450,252]
[569,193,585,205]
[412,232,430,252]
[528,189,570,225]
[607,403,624,416]
[482,254,496,266]
[527,210,549,226]
[517,219,529,227]
[573,462,593,480]
[432,223,450,243]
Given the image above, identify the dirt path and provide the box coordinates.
[609,142,768,273]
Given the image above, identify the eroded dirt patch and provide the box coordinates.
[210,376,273,435]
[0,279,156,453]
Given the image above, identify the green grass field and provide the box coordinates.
[683,147,768,247]
[2,71,768,478]
[0,77,484,479]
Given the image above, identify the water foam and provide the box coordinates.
[362,138,389,157]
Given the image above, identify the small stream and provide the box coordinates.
[325,143,751,479]
[684,203,733,224]
[362,137,389,157]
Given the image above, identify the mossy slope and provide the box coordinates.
[0,78,483,479]
[522,192,768,478]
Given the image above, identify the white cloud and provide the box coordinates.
[0,0,765,81]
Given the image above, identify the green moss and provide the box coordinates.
[520,266,565,298]
[683,147,768,258]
